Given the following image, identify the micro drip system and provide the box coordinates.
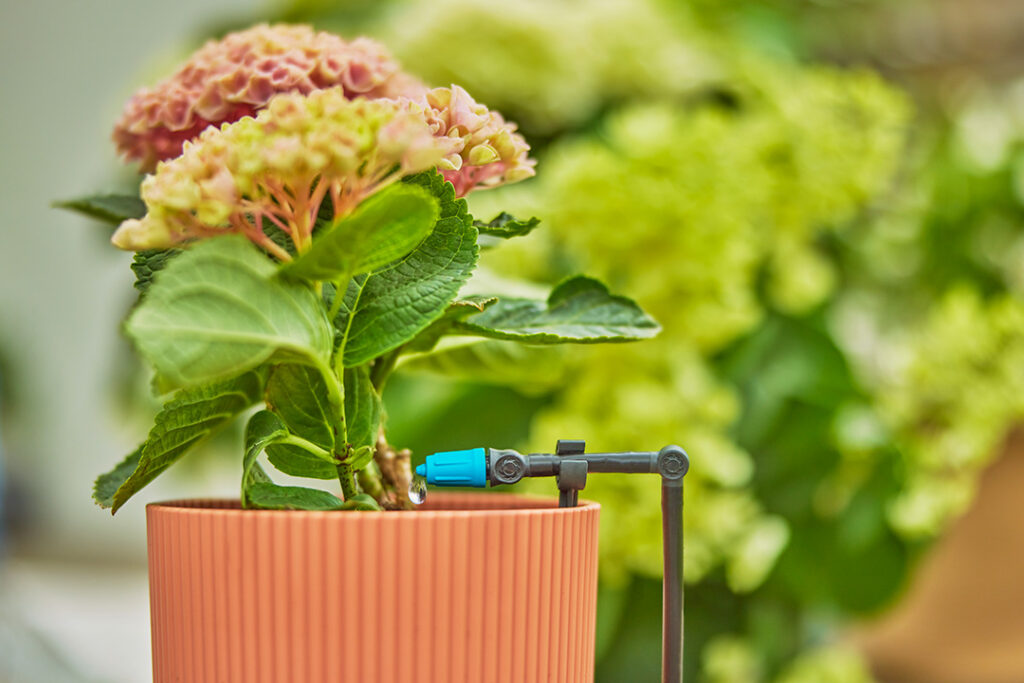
[418,440,690,683]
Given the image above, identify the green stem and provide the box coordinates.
[334,275,368,379]
[357,462,387,505]
[327,275,351,322]
[313,357,346,432]
[326,274,360,500]
[312,358,351,504]
[336,462,358,500]
[278,435,334,463]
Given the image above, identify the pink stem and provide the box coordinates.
[308,177,329,226]
[261,210,292,236]
[264,180,296,220]
[232,215,292,262]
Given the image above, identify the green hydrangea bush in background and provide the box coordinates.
[394,0,1024,673]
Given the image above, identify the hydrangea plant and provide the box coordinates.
[59,24,658,512]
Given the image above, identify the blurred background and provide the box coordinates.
[2,0,1024,681]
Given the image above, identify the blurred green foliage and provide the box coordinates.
[182,0,1024,678]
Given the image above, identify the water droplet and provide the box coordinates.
[408,474,427,505]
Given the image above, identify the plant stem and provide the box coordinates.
[373,431,415,510]
[336,462,358,500]
[357,462,387,504]
[327,275,351,322]
[334,276,368,379]
[254,232,293,262]
[278,435,334,463]
[313,358,345,417]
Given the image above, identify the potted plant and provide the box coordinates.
[60,25,660,682]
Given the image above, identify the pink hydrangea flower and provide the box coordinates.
[111,90,458,258]
[420,86,536,195]
[113,24,425,171]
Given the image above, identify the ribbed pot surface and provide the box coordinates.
[147,492,600,683]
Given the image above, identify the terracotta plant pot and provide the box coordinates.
[147,492,600,683]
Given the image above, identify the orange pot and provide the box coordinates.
[147,492,600,683]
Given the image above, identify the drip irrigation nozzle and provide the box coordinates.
[417,440,690,683]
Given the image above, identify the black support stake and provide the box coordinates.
[661,481,684,683]
[656,445,688,683]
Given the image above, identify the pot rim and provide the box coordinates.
[147,491,598,519]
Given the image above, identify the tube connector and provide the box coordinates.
[656,445,689,486]
[488,449,528,486]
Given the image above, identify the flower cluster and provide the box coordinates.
[385,0,713,134]
[113,24,424,170]
[111,24,535,253]
[420,86,535,195]
[877,288,1024,537]
[112,90,457,257]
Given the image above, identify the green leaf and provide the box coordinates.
[54,193,146,225]
[473,212,541,238]
[281,184,439,282]
[264,364,338,480]
[404,297,498,353]
[333,170,479,366]
[402,339,568,390]
[455,276,661,344]
[93,446,143,508]
[241,411,290,508]
[245,482,345,511]
[126,235,333,389]
[343,365,381,449]
[265,365,338,444]
[131,249,181,294]
[264,444,336,479]
[94,370,265,512]
[267,223,298,257]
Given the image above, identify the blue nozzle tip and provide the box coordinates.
[419,447,488,487]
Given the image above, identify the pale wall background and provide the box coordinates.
[0,0,263,555]
[0,2,258,680]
